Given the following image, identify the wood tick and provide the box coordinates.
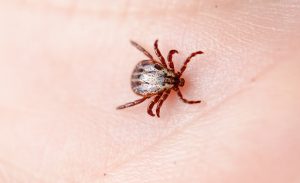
[117,40,203,117]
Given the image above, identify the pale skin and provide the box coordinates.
[0,1,300,183]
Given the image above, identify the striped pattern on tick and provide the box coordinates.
[131,60,177,96]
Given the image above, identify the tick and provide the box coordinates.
[117,40,203,117]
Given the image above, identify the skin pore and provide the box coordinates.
[0,0,300,183]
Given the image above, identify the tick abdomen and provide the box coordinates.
[131,60,176,96]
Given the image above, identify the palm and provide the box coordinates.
[0,1,300,183]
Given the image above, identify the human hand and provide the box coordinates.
[0,1,300,182]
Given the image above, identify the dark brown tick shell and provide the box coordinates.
[131,60,178,96]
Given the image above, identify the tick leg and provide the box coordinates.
[178,51,203,77]
[167,50,178,71]
[154,40,168,68]
[117,97,149,110]
[156,89,171,118]
[130,40,154,60]
[176,89,201,104]
[147,93,163,117]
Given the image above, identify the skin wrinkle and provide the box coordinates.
[204,14,279,48]
[92,61,279,182]
[101,59,300,183]
[0,0,298,183]
[103,1,298,180]
[99,0,298,172]
[191,13,256,48]
[196,7,297,49]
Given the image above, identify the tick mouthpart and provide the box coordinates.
[179,78,185,87]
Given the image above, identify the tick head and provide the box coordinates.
[179,78,185,87]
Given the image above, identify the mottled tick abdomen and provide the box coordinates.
[131,60,176,96]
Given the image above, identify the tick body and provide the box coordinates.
[117,40,204,117]
[131,60,178,96]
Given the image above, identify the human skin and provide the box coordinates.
[0,0,300,182]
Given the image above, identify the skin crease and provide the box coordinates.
[0,0,300,182]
